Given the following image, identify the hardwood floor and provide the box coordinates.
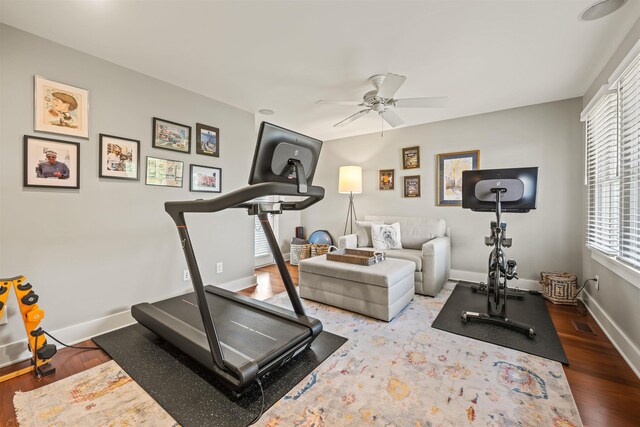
[0,341,111,427]
[546,303,640,426]
[0,263,638,426]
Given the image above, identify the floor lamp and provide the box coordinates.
[339,166,362,236]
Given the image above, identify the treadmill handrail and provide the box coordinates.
[165,182,324,224]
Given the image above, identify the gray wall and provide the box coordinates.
[583,17,640,108]
[581,18,640,374]
[302,98,584,283]
[0,24,256,363]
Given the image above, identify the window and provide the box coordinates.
[253,196,278,267]
[254,214,274,257]
[585,92,618,254]
[585,54,640,271]
[618,57,640,268]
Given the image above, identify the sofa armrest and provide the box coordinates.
[338,234,358,249]
[422,236,449,256]
[420,236,451,296]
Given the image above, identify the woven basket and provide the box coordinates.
[310,243,330,257]
[290,243,310,266]
[540,271,578,305]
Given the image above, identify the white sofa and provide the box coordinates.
[338,215,451,297]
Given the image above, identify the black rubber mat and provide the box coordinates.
[431,282,568,364]
[93,323,347,427]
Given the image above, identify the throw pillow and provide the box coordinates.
[371,222,403,250]
[353,220,383,247]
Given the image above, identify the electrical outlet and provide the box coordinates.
[183,269,190,281]
[216,262,223,274]
[594,275,599,290]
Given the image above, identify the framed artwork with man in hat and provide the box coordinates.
[24,135,80,189]
[34,76,89,138]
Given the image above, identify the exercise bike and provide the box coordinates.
[460,167,539,339]
[468,217,526,300]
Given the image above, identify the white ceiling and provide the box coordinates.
[1,0,639,141]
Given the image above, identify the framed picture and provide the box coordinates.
[99,134,140,180]
[34,76,89,138]
[402,146,420,169]
[437,150,480,206]
[379,169,395,190]
[145,156,184,187]
[404,175,421,197]
[152,117,191,153]
[195,123,220,157]
[190,164,222,193]
[23,135,80,189]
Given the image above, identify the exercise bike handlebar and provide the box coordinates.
[165,182,325,225]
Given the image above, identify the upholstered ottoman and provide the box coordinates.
[298,255,415,321]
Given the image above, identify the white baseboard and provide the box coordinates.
[450,269,541,290]
[581,291,640,379]
[214,274,257,292]
[0,310,136,369]
[0,273,258,368]
[255,253,290,268]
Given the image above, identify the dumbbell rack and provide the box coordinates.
[0,275,57,382]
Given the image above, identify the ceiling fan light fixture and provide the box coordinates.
[579,0,627,21]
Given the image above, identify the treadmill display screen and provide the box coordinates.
[248,122,323,186]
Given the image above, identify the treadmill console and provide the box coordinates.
[249,122,322,190]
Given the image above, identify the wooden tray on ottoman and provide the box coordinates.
[326,248,384,266]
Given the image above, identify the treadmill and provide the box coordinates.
[132,122,325,394]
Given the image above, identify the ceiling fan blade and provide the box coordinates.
[334,109,371,127]
[316,100,363,106]
[380,109,404,128]
[394,96,449,108]
[376,73,407,99]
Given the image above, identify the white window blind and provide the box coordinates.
[586,92,619,255]
[585,52,640,271]
[253,196,277,258]
[618,56,640,268]
[254,215,273,257]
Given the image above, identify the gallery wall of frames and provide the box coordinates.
[377,144,479,206]
[26,76,223,193]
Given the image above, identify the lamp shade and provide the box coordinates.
[338,166,362,194]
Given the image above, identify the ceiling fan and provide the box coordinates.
[316,73,448,128]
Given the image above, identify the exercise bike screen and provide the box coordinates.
[462,167,538,212]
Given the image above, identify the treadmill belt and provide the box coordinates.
[151,291,310,364]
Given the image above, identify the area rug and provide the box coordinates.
[431,281,569,364]
[261,282,583,426]
[14,282,583,426]
[13,360,178,427]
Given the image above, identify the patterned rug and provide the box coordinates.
[13,282,582,426]
[261,282,583,426]
[13,360,178,426]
